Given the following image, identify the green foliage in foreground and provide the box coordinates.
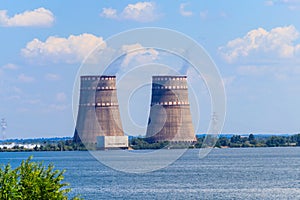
[0,156,82,200]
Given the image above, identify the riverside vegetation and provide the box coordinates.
[130,133,300,149]
[0,134,300,151]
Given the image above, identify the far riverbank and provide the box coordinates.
[0,133,299,152]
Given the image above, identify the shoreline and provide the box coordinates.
[0,145,299,153]
[1,133,299,152]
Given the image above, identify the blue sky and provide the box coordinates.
[1,0,300,138]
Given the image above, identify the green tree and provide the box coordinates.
[290,134,300,146]
[0,164,20,199]
[248,134,257,145]
[266,136,286,147]
[0,156,82,200]
[218,137,229,147]
[194,137,203,148]
[248,134,255,141]
[230,135,242,143]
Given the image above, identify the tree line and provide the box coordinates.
[1,134,300,151]
[130,134,300,149]
[197,133,300,148]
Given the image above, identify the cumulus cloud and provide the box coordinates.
[219,25,300,63]
[222,76,235,87]
[48,104,69,111]
[123,2,157,22]
[18,74,34,83]
[200,10,208,20]
[265,1,274,6]
[45,73,61,81]
[179,3,193,16]
[100,8,118,19]
[219,11,228,18]
[56,92,67,102]
[0,7,54,27]
[100,2,159,22]
[21,33,105,64]
[121,43,159,67]
[237,65,271,76]
[27,99,41,105]
[237,65,300,81]
[2,63,19,70]
[265,0,300,10]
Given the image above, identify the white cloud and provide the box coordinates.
[265,1,274,6]
[265,0,300,10]
[18,74,34,83]
[179,3,193,17]
[121,43,159,67]
[45,73,61,81]
[27,99,41,105]
[222,76,236,87]
[12,86,22,94]
[21,33,105,64]
[237,65,300,80]
[219,25,300,63]
[101,2,159,22]
[200,10,208,20]
[274,73,288,81]
[122,2,158,22]
[100,8,118,19]
[9,95,21,101]
[0,7,54,27]
[237,65,271,76]
[219,11,228,18]
[48,104,69,111]
[2,63,19,70]
[56,92,67,102]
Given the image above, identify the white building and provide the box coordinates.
[97,136,128,149]
[0,143,40,149]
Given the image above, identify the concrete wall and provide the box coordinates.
[97,136,128,149]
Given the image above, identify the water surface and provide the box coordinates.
[0,147,299,199]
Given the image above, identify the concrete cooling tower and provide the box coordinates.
[146,76,196,143]
[73,76,124,146]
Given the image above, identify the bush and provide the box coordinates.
[0,156,81,200]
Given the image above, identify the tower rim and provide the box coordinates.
[152,75,187,78]
[80,75,116,79]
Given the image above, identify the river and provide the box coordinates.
[0,147,299,199]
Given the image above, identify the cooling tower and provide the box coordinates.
[146,76,196,142]
[73,76,124,145]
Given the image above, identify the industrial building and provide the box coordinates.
[146,76,196,143]
[73,75,196,149]
[73,76,127,149]
[97,136,129,150]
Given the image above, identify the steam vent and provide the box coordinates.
[73,76,124,146]
[146,76,196,142]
